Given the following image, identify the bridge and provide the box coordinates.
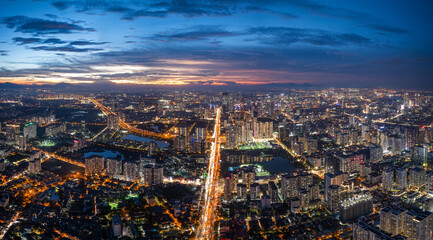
[87,98,175,140]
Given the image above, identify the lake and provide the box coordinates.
[252,156,297,174]
[121,134,170,148]
[83,150,124,160]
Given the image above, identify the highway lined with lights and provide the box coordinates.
[196,107,221,240]
[88,98,174,140]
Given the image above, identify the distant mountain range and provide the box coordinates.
[0,81,314,92]
[0,82,76,89]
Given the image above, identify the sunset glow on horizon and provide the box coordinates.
[0,1,432,89]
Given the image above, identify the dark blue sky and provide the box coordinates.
[0,0,432,88]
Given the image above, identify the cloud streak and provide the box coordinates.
[69,40,109,46]
[43,38,67,44]
[249,27,371,46]
[12,37,41,45]
[148,26,240,41]
[11,37,107,53]
[1,16,95,35]
[145,25,371,47]
[365,24,409,34]
[30,45,103,52]
[51,0,297,20]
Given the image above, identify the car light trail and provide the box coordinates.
[196,107,221,240]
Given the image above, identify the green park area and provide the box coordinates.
[238,141,271,150]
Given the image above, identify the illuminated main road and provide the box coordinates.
[87,98,174,140]
[196,107,221,240]
[35,93,173,140]
[34,148,85,168]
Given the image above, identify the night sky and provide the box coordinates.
[0,0,432,89]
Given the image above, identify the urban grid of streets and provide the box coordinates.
[196,107,221,240]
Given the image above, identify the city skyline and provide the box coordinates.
[0,0,433,89]
[1,87,433,239]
